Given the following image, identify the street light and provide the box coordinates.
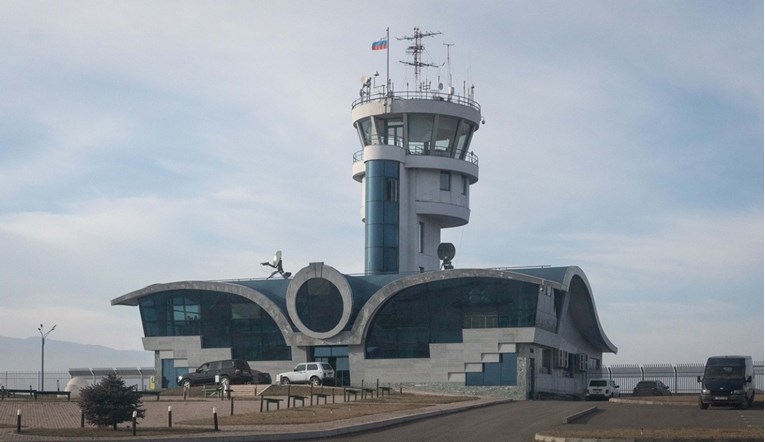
[38,324,56,391]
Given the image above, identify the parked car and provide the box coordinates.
[277,362,335,386]
[177,359,271,388]
[585,379,620,400]
[633,380,672,396]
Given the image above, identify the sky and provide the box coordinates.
[0,1,762,366]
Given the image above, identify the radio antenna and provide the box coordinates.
[397,27,441,87]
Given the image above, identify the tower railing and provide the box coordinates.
[352,146,479,165]
[352,90,481,113]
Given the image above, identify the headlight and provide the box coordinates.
[177,376,182,381]
[702,389,711,394]
[732,389,745,395]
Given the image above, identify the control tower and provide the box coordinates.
[351,28,482,274]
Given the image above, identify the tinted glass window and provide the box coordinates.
[296,278,343,333]
[138,290,292,361]
[365,278,538,359]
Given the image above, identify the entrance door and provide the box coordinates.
[313,346,350,386]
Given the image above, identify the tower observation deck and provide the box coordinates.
[352,29,482,274]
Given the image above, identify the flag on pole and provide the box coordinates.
[371,37,388,51]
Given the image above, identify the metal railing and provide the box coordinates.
[352,146,478,165]
[1,367,156,391]
[588,362,764,394]
[352,90,481,113]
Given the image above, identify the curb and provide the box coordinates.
[562,406,598,424]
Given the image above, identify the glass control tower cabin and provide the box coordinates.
[352,29,481,274]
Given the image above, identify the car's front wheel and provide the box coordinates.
[280,376,290,385]
[181,379,192,389]
[310,376,321,386]
[220,376,230,390]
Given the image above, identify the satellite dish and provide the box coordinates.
[438,82,443,91]
[437,243,455,260]
[437,243,456,270]
[261,250,291,279]
[271,250,282,267]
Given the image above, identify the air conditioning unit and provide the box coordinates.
[555,349,569,368]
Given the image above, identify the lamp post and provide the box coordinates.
[38,324,56,391]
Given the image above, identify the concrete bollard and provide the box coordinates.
[16,409,21,433]
[213,407,219,431]
[168,405,173,428]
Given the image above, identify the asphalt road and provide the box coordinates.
[314,400,764,442]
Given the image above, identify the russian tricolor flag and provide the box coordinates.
[372,38,388,51]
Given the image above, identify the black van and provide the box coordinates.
[697,355,754,409]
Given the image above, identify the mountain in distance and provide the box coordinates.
[0,335,154,372]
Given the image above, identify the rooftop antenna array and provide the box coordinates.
[397,27,442,88]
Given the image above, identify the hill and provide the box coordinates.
[0,335,153,372]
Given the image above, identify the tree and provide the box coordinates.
[77,373,145,430]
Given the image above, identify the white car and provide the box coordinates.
[586,378,620,400]
[277,362,335,386]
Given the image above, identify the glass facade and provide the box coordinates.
[313,346,350,386]
[138,290,291,361]
[365,160,399,274]
[296,278,343,333]
[365,277,538,359]
[355,115,475,160]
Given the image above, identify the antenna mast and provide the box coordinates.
[444,42,454,90]
[397,27,441,87]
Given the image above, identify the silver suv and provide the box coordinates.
[586,378,620,400]
[277,362,335,386]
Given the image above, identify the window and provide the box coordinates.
[385,177,398,201]
[440,171,451,191]
[541,349,552,374]
[138,291,292,361]
[454,121,474,159]
[434,116,458,155]
[385,119,404,147]
[357,118,373,145]
[408,114,434,154]
[365,278,539,359]
[418,222,424,253]
[461,175,467,195]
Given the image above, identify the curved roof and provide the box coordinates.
[110,265,616,353]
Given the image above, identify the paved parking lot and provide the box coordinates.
[0,396,761,441]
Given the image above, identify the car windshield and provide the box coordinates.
[704,365,744,380]
[589,380,607,387]
[636,382,655,387]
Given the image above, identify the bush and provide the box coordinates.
[77,373,145,430]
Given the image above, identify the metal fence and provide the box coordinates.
[0,367,156,391]
[588,362,764,394]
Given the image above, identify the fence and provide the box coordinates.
[1,367,156,391]
[588,362,764,394]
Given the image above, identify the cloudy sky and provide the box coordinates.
[1,1,761,365]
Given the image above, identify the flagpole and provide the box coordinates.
[386,27,390,95]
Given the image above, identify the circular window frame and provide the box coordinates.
[286,263,353,339]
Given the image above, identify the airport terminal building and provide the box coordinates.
[111,30,616,399]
